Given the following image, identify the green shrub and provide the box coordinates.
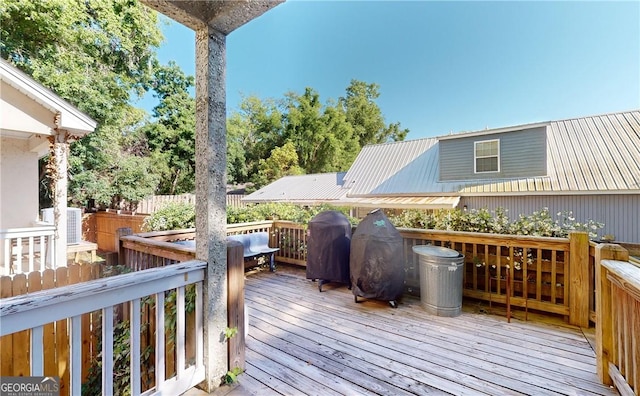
[143,202,195,231]
[228,203,355,225]
[388,207,604,239]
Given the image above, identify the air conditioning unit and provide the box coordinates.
[41,207,82,245]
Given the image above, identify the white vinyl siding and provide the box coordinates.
[474,139,500,173]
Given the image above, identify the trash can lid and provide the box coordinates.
[412,245,461,258]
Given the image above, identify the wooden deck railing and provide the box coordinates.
[272,220,308,266]
[114,221,639,395]
[595,244,639,395]
[267,221,590,325]
[120,222,598,326]
[117,230,247,387]
[0,225,56,275]
[0,260,207,396]
[0,262,103,387]
[398,228,591,326]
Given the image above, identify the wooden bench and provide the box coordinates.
[67,240,98,263]
[227,232,279,272]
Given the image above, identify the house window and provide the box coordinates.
[474,139,500,173]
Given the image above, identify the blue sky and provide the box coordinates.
[138,1,640,140]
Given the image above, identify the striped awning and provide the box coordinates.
[336,196,460,210]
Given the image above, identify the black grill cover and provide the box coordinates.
[306,211,351,284]
[350,209,404,301]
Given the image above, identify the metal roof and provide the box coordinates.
[243,172,348,204]
[343,110,640,197]
[336,196,460,209]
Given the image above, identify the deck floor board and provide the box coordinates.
[234,266,617,396]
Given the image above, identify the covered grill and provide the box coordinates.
[306,210,352,291]
[350,209,404,307]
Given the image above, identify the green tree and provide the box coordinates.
[226,96,285,184]
[1,0,161,125]
[252,141,304,189]
[284,88,327,172]
[68,107,159,209]
[1,0,164,209]
[340,79,408,146]
[142,62,196,195]
[284,89,359,173]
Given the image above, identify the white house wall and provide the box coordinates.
[460,194,640,243]
[0,137,40,228]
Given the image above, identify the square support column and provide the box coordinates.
[194,26,228,391]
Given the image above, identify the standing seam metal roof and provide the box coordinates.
[243,172,348,203]
[343,110,640,196]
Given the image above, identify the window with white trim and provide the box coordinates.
[474,139,500,173]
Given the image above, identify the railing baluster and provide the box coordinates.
[70,315,82,393]
[30,325,44,375]
[176,286,185,378]
[155,291,165,391]
[131,298,141,396]
[4,238,10,274]
[15,237,23,274]
[196,281,203,370]
[102,306,114,396]
[28,236,34,273]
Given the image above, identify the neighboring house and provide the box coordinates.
[243,172,348,206]
[245,110,640,243]
[0,58,97,272]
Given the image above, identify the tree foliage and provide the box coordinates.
[2,1,411,206]
[1,0,164,209]
[227,79,408,189]
[340,80,409,145]
[141,62,196,195]
[1,0,161,125]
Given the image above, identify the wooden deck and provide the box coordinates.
[207,265,617,396]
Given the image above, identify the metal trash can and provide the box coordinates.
[412,245,465,317]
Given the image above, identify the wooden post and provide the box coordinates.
[227,241,245,371]
[569,232,590,327]
[115,228,132,266]
[594,243,629,385]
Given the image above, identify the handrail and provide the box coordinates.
[0,260,206,335]
[0,225,56,238]
[0,260,207,395]
[1,225,56,274]
[595,244,638,395]
[398,227,570,249]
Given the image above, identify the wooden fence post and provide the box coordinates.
[116,228,132,266]
[594,243,629,385]
[227,240,245,372]
[569,232,590,327]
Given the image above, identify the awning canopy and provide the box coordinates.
[336,196,460,210]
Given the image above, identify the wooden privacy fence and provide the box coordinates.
[135,194,246,214]
[0,263,102,395]
[595,244,639,395]
[84,211,146,252]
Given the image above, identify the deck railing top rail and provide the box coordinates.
[0,260,206,336]
[601,258,640,299]
[0,225,56,238]
[398,227,570,248]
